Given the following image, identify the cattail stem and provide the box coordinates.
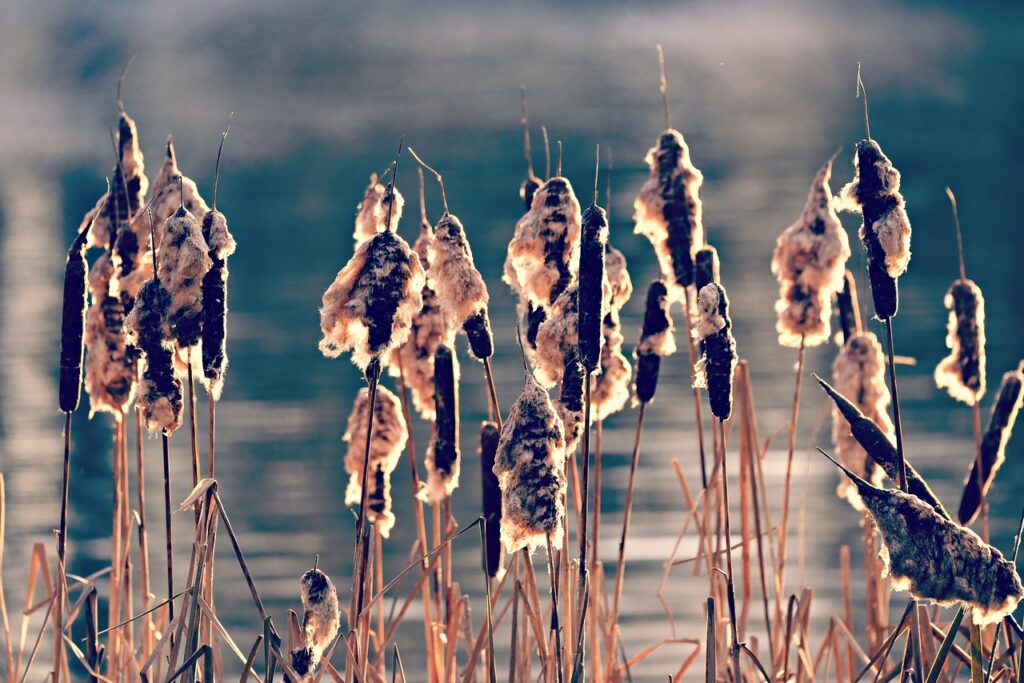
[610,402,647,653]
[575,375,594,662]
[545,534,564,683]
[777,335,806,597]
[718,419,741,680]
[53,412,71,683]
[135,397,154,659]
[187,353,201,526]
[971,402,987,539]
[884,319,908,493]
[353,358,383,626]
[162,433,175,638]
[590,420,602,572]
[483,357,503,429]
[682,291,709,489]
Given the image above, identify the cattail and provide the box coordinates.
[605,243,633,312]
[503,177,582,315]
[287,646,320,683]
[533,284,580,389]
[829,454,1023,626]
[815,375,948,518]
[518,86,541,211]
[557,352,586,455]
[59,211,93,413]
[83,112,148,251]
[771,156,850,347]
[300,567,341,652]
[425,345,461,502]
[493,376,567,554]
[634,280,675,405]
[694,244,720,292]
[935,279,987,406]
[836,270,861,343]
[692,283,738,420]
[354,173,405,246]
[366,464,395,538]
[479,421,503,577]
[578,203,609,372]
[158,206,213,357]
[84,254,137,417]
[593,318,631,421]
[388,219,449,419]
[428,212,494,359]
[831,332,891,509]
[342,385,407,511]
[200,208,236,399]
[123,278,183,435]
[633,129,704,299]
[319,229,425,371]
[959,363,1024,525]
[838,140,911,320]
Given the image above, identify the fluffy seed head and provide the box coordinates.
[935,279,987,406]
[692,283,738,420]
[84,254,137,418]
[342,385,407,507]
[354,174,404,245]
[158,207,213,351]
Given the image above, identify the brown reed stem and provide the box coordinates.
[971,402,987,539]
[718,419,741,681]
[480,519,498,683]
[546,534,564,683]
[162,433,175,637]
[187,353,201,527]
[610,401,647,658]
[777,335,805,599]
[681,290,710,489]
[352,358,382,630]
[483,357,503,429]
[883,319,907,493]
[591,420,602,572]
[53,410,71,683]
[575,375,594,669]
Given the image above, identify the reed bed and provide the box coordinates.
[3,53,1024,683]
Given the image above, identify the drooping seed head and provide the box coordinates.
[934,278,987,406]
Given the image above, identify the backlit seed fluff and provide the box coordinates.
[831,332,891,509]
[605,244,633,313]
[850,474,1024,626]
[634,129,705,299]
[319,229,425,371]
[934,279,986,406]
[557,353,586,455]
[59,216,92,413]
[123,279,183,435]
[692,283,738,420]
[200,209,237,400]
[493,377,567,554]
[299,567,341,652]
[533,284,580,389]
[143,136,211,247]
[593,315,631,421]
[83,112,148,251]
[503,177,582,312]
[354,174,404,245]
[342,385,407,507]
[157,207,213,352]
[428,213,493,359]
[633,280,675,405]
[84,254,137,418]
[771,157,850,348]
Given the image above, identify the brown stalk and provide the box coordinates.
[776,334,806,604]
[681,291,709,488]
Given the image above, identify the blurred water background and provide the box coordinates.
[1,0,1023,678]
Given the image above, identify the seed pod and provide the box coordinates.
[479,421,503,577]
[493,376,567,554]
[815,374,948,518]
[428,213,493,360]
[300,567,341,652]
[319,229,425,371]
[84,254,137,418]
[593,314,631,421]
[834,460,1023,626]
[123,279,183,435]
[557,352,586,456]
[634,129,705,298]
[200,209,237,400]
[157,206,213,353]
[534,284,580,389]
[59,214,93,413]
[288,646,319,682]
[342,385,407,507]
[425,345,461,502]
[354,173,405,246]
[83,112,148,251]
[503,177,582,313]
[634,280,675,405]
[831,332,890,509]
[771,156,850,348]
[959,362,1024,525]
[578,204,609,373]
[692,283,738,420]
[934,279,987,406]
[839,140,911,320]
[694,245,720,292]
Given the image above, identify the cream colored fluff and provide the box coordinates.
[342,385,407,507]
[354,174,405,245]
[428,213,489,329]
[157,208,213,353]
[84,254,136,418]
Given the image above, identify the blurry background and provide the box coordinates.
[1,0,1022,678]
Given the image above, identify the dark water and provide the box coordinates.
[2,0,1023,679]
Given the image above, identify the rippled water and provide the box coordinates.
[1,0,1023,679]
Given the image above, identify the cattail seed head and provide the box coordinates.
[479,421,503,578]
[59,217,92,413]
[605,244,633,313]
[123,279,183,435]
[503,176,582,313]
[288,646,319,682]
[319,229,425,371]
[342,385,407,509]
[200,209,236,400]
[852,476,1023,626]
[84,254,137,418]
[694,245,720,292]
[634,129,704,299]
[533,284,580,389]
[428,213,493,360]
[692,283,738,420]
[85,112,148,251]
[299,567,341,652]
[577,204,609,372]
[934,278,986,406]
[493,376,567,554]
[634,280,675,405]
[839,140,911,320]
[158,206,213,352]
[557,353,586,456]
[425,345,461,502]
[354,173,404,246]
[593,315,631,421]
[959,362,1023,525]
[771,157,850,348]
[831,332,891,509]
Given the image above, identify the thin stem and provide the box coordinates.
[856,62,871,141]
[545,534,564,683]
[187,352,201,526]
[777,335,806,597]
[54,411,71,683]
[407,147,449,215]
[884,319,908,493]
[417,167,428,226]
[353,359,382,624]
[116,56,134,114]
[592,144,600,206]
[57,411,72,569]
[719,419,741,680]
[656,43,671,130]
[480,521,497,683]
[520,86,536,179]
[483,357,503,429]
[385,138,405,232]
[212,112,233,211]
[611,402,647,649]
[162,434,175,635]
[575,376,594,672]
[542,125,551,180]
[945,187,967,281]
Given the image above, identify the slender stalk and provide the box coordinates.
[163,434,175,635]
[883,319,907,493]
[575,376,594,667]
[971,402,988,539]
[187,353,201,526]
[610,402,647,652]
[545,534,564,683]
[590,420,602,572]
[352,359,382,630]
[718,419,742,681]
[682,291,709,488]
[483,357,503,429]
[776,335,806,598]
[53,410,72,683]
